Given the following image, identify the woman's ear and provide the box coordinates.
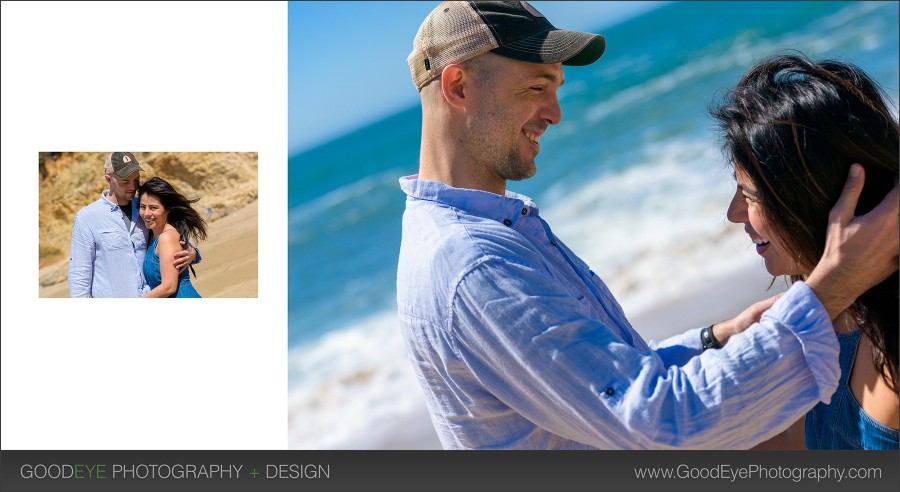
[440,64,468,109]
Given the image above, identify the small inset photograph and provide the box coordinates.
[39,152,258,298]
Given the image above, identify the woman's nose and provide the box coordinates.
[726,189,747,224]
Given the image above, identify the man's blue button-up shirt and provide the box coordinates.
[68,191,149,298]
[396,175,840,449]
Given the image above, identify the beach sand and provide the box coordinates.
[38,199,258,298]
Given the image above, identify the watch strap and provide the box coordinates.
[701,324,722,350]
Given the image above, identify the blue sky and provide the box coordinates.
[288,1,667,154]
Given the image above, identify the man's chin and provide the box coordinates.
[507,165,536,182]
[116,195,135,206]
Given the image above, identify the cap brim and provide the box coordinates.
[492,28,606,66]
[113,164,144,179]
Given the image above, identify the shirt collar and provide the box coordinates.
[100,190,138,217]
[100,190,122,211]
[399,175,540,227]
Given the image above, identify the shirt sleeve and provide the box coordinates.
[449,258,839,449]
[67,213,95,298]
[648,327,704,368]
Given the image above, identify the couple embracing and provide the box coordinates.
[396,1,898,450]
[68,152,207,298]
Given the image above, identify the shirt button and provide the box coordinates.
[503,219,512,226]
[605,387,615,396]
[521,207,528,216]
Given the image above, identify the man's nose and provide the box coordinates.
[542,96,562,125]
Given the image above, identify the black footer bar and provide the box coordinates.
[1,450,897,492]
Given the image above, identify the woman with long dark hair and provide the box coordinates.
[711,52,898,449]
[138,177,208,298]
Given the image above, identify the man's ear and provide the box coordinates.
[440,64,468,109]
[104,174,112,185]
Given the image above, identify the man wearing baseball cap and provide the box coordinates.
[396,1,899,449]
[68,152,199,297]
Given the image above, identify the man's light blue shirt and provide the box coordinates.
[396,176,841,449]
[68,191,150,298]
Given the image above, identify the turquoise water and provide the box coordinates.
[287,1,899,448]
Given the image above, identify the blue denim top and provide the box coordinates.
[143,234,201,298]
[805,328,899,449]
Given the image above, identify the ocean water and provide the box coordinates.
[287,1,899,449]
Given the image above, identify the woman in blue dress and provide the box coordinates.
[138,177,207,298]
[711,53,898,449]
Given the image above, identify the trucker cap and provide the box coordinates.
[104,152,144,179]
[408,1,606,91]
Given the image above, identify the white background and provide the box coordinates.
[1,1,287,449]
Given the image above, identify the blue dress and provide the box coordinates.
[143,234,201,298]
[804,328,898,449]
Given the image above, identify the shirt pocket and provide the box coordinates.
[98,230,129,251]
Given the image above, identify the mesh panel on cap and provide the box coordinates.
[407,1,498,91]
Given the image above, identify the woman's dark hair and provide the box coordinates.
[710,51,899,390]
[139,176,208,246]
